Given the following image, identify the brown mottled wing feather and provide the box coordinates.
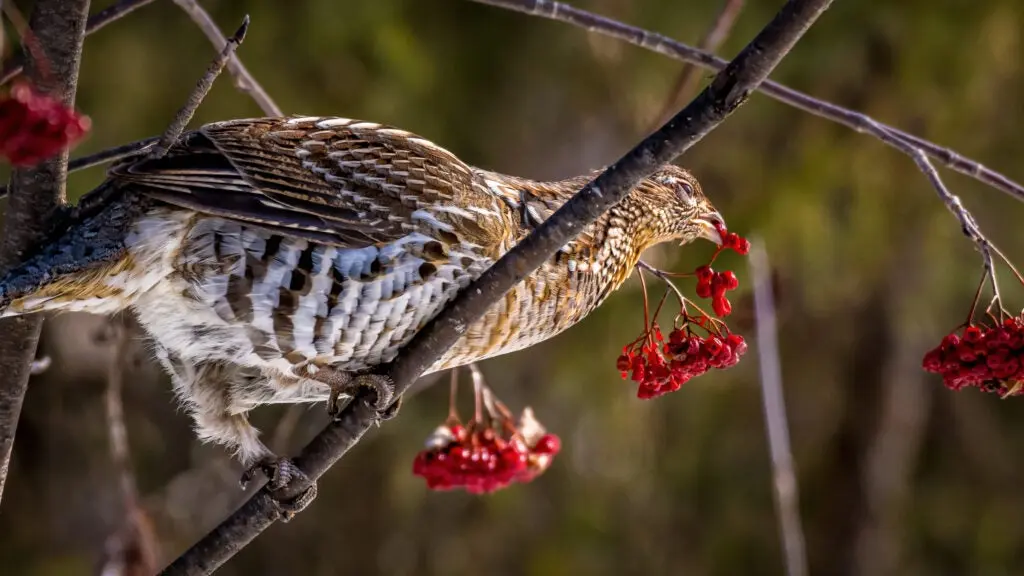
[109,117,509,251]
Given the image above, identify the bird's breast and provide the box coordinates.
[135,211,490,373]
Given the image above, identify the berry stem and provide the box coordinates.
[472,363,484,425]
[989,242,1024,289]
[637,263,652,331]
[986,261,1004,322]
[638,260,687,306]
[966,269,987,327]
[447,369,460,424]
[638,260,728,335]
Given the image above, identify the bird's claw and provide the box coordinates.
[239,455,317,522]
[326,373,396,420]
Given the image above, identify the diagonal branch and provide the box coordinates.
[0,0,91,506]
[649,0,745,130]
[173,0,282,117]
[160,0,834,572]
[0,0,157,85]
[148,16,249,160]
[470,0,1024,203]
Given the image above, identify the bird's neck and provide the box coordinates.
[519,173,658,319]
[481,169,659,298]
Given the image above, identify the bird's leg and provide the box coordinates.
[155,350,316,521]
[296,364,399,420]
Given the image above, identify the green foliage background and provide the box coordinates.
[3,0,1024,574]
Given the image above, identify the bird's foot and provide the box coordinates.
[298,364,397,420]
[240,455,317,522]
[326,372,398,421]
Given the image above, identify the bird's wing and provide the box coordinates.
[109,117,512,251]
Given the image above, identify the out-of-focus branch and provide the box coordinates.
[850,247,932,576]
[98,316,159,576]
[172,0,282,117]
[470,0,1024,203]
[0,0,90,507]
[161,1,834,572]
[650,0,745,130]
[750,239,808,576]
[0,0,158,85]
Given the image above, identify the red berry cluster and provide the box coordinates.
[413,424,561,493]
[617,323,747,399]
[717,224,751,256]
[688,225,749,318]
[695,266,739,317]
[0,82,91,166]
[922,318,1024,396]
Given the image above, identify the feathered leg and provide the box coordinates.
[153,345,316,518]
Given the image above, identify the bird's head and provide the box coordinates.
[627,164,724,249]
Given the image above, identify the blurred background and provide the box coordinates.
[3,0,1024,574]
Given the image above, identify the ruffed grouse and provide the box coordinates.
[0,116,725,483]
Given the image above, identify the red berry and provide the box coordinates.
[922,349,943,372]
[963,326,983,343]
[729,235,751,255]
[719,270,739,290]
[534,434,561,455]
[712,295,732,317]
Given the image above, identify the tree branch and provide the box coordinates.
[0,0,157,86]
[160,0,834,572]
[172,0,282,117]
[148,16,249,160]
[470,0,1024,203]
[0,0,90,505]
[750,239,808,576]
[649,0,745,130]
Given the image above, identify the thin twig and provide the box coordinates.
[0,137,157,199]
[69,137,158,172]
[161,1,834,572]
[149,16,249,160]
[912,149,1001,303]
[0,0,90,507]
[173,0,282,117]
[470,0,1024,203]
[650,0,745,130]
[750,239,808,576]
[0,0,158,86]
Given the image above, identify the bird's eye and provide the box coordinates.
[679,182,695,198]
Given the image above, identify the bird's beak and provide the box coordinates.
[692,212,725,245]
